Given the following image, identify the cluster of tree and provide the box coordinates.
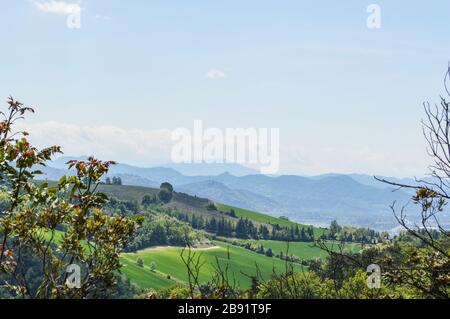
[105,176,123,185]
[323,220,389,244]
[140,183,174,206]
[395,228,443,244]
[176,213,256,239]
[141,194,159,206]
[224,209,237,218]
[271,223,315,242]
[206,202,217,211]
[126,211,207,252]
[175,212,316,242]
[105,196,140,216]
[212,208,237,218]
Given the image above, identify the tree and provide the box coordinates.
[0,97,140,299]
[373,67,450,298]
[265,248,273,257]
[158,189,173,203]
[260,225,270,240]
[142,194,157,206]
[160,182,174,193]
[112,176,122,185]
[150,262,157,272]
[235,218,247,239]
[206,218,217,233]
[313,67,450,299]
[136,258,144,267]
[329,220,342,238]
[206,202,217,211]
[300,228,306,241]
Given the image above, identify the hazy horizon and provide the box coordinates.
[2,1,450,177]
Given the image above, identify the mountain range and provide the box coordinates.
[36,156,450,231]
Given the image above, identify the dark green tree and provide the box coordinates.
[160,182,174,193]
[158,189,173,203]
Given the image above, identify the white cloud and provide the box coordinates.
[30,0,81,15]
[16,121,430,177]
[18,121,174,166]
[205,68,226,80]
[95,14,112,21]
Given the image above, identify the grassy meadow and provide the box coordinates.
[120,240,306,290]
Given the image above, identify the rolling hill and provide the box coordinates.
[37,183,333,292]
[120,241,305,290]
[98,183,323,234]
[36,157,445,231]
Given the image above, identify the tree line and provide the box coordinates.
[175,212,316,242]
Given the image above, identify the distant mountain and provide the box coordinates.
[177,180,282,213]
[48,156,192,185]
[36,157,450,231]
[201,174,415,229]
[162,162,258,176]
[310,173,421,190]
[37,165,68,181]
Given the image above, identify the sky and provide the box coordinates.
[1,0,450,177]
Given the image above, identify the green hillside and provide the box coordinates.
[71,184,342,291]
[231,239,362,261]
[99,184,234,221]
[99,183,323,234]
[216,203,326,235]
[120,241,305,291]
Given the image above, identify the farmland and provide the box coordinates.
[120,241,306,290]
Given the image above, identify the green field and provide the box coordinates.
[216,203,326,236]
[99,184,327,235]
[120,241,305,291]
[232,239,363,261]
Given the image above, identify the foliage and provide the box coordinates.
[141,194,158,206]
[325,220,389,244]
[0,97,140,298]
[206,202,217,211]
[176,212,317,242]
[255,272,336,299]
[158,189,173,204]
[126,209,206,252]
[160,182,173,193]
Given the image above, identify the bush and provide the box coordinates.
[142,194,158,206]
[256,272,336,299]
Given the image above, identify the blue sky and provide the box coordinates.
[1,1,450,176]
